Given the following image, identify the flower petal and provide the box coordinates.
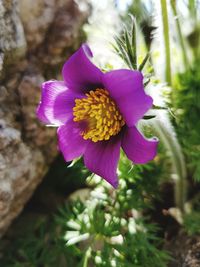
[37,80,84,125]
[62,44,103,93]
[57,120,87,161]
[102,70,153,127]
[122,126,158,164]
[83,135,121,188]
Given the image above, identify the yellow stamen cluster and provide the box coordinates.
[73,88,125,142]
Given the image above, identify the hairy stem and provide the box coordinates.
[170,0,189,69]
[150,113,187,212]
[160,0,172,85]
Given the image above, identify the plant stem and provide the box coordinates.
[160,0,172,85]
[170,0,189,69]
[150,113,187,213]
[188,0,197,25]
[83,247,91,267]
[160,0,187,213]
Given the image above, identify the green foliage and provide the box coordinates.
[118,150,167,210]
[183,212,200,235]
[112,16,149,72]
[55,150,170,267]
[124,0,156,50]
[0,215,71,267]
[183,193,200,235]
[171,60,200,181]
[0,148,170,267]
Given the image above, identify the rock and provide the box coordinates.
[0,0,89,237]
[183,242,200,267]
[19,0,56,51]
[164,230,200,267]
[0,0,26,78]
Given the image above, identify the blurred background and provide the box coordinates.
[0,0,200,266]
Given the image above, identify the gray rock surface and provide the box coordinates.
[0,0,89,236]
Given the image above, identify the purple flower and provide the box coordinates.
[37,44,158,188]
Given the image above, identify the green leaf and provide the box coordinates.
[152,105,167,110]
[130,14,137,69]
[143,115,156,120]
[144,78,150,87]
[114,37,133,69]
[124,28,135,69]
[139,53,150,71]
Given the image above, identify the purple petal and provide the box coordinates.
[57,120,88,161]
[37,80,84,125]
[83,135,121,188]
[102,70,153,127]
[62,44,103,93]
[122,126,158,164]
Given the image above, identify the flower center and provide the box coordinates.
[73,88,125,142]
